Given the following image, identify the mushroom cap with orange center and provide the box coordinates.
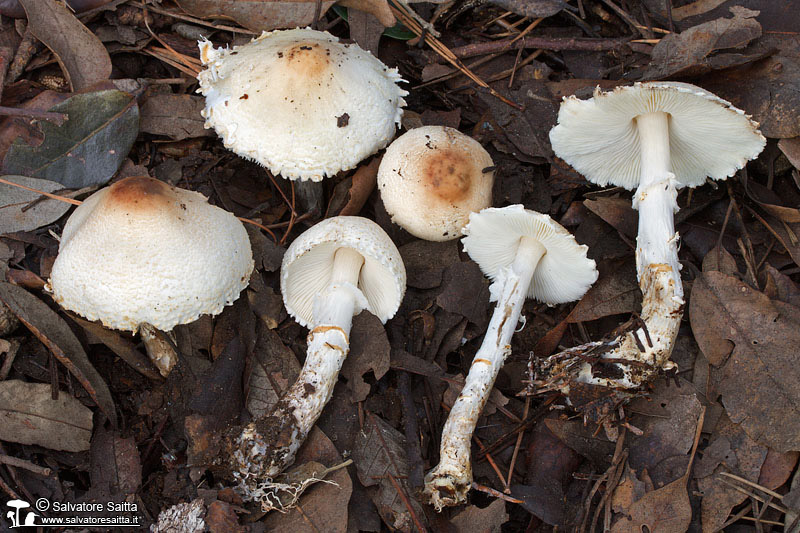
[198,28,407,182]
[48,176,254,332]
[377,126,494,241]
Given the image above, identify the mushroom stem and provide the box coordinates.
[232,247,366,497]
[139,323,178,377]
[424,237,545,510]
[545,112,684,390]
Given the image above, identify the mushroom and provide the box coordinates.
[545,82,765,389]
[377,126,495,241]
[47,176,254,376]
[231,216,406,504]
[423,205,597,509]
[197,28,408,212]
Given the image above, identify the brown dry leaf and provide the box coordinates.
[175,0,336,32]
[399,239,460,290]
[609,473,692,532]
[626,378,703,487]
[695,413,767,533]
[261,427,352,533]
[0,175,73,235]
[758,449,799,491]
[611,410,704,533]
[779,137,800,170]
[583,197,637,240]
[205,501,245,533]
[763,264,800,308]
[20,0,111,91]
[348,9,384,55]
[140,94,212,141]
[353,413,428,532]
[246,324,300,418]
[90,427,142,497]
[70,314,162,381]
[0,379,93,452]
[644,6,762,80]
[701,52,800,139]
[450,499,509,533]
[338,0,394,27]
[543,418,616,468]
[338,157,380,217]
[744,177,800,224]
[436,261,491,329]
[701,244,738,275]
[342,312,390,403]
[690,271,800,451]
[0,282,116,424]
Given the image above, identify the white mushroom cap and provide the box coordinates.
[549,81,766,190]
[281,216,406,328]
[197,28,408,182]
[462,205,597,304]
[48,177,254,332]
[378,126,495,241]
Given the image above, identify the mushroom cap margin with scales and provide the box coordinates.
[197,28,408,182]
[549,81,766,190]
[280,216,406,328]
[462,205,598,305]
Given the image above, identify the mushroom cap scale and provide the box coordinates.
[48,177,254,332]
[462,205,597,305]
[198,28,408,182]
[281,216,406,328]
[549,81,766,190]
[378,126,494,241]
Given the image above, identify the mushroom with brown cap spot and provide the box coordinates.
[423,205,597,509]
[231,216,405,507]
[46,176,254,377]
[197,28,408,212]
[377,126,495,241]
[544,82,765,390]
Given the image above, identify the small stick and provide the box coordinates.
[0,106,68,125]
[505,395,529,490]
[471,482,524,504]
[0,454,52,476]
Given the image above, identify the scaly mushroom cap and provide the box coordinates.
[462,205,597,304]
[48,177,254,332]
[549,81,766,189]
[198,28,408,182]
[378,126,494,241]
[281,216,406,328]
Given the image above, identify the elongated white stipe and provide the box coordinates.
[424,238,544,509]
[233,247,367,504]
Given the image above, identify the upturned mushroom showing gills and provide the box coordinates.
[231,216,406,504]
[378,126,495,241]
[47,176,254,376]
[197,28,407,182]
[545,82,765,390]
[423,205,597,509]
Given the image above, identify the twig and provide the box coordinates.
[0,106,68,125]
[0,455,51,476]
[428,36,630,61]
[505,394,529,490]
[718,472,785,501]
[388,0,521,109]
[471,482,524,504]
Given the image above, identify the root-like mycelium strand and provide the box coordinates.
[424,238,542,509]
[232,247,366,504]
